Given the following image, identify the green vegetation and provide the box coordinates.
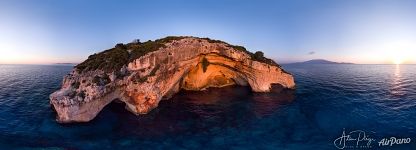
[71,82,80,89]
[76,36,187,73]
[92,74,111,86]
[200,37,227,44]
[127,36,187,62]
[115,43,127,49]
[251,51,279,66]
[68,91,76,99]
[200,37,279,66]
[102,74,111,84]
[76,45,129,72]
[75,36,279,73]
[137,76,148,83]
[131,74,148,84]
[229,45,249,53]
[92,76,100,84]
[131,65,160,84]
[77,91,86,99]
[149,64,160,76]
[201,57,209,73]
[115,71,126,79]
[253,51,264,60]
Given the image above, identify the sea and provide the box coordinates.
[0,64,415,149]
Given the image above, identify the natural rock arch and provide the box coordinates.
[50,37,295,123]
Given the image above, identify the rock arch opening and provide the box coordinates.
[50,37,296,123]
[181,54,249,91]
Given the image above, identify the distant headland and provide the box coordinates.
[287,59,354,65]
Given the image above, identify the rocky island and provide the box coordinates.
[50,36,295,123]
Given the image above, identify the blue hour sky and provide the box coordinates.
[1,0,415,64]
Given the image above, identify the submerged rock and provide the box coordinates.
[50,36,295,123]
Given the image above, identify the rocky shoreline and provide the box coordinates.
[50,36,295,123]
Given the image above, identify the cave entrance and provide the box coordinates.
[181,57,249,91]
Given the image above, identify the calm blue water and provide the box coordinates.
[0,64,415,149]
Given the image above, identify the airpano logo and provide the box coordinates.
[378,137,411,147]
[333,129,412,149]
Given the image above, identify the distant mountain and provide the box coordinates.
[289,59,353,64]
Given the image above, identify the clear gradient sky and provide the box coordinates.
[1,0,415,64]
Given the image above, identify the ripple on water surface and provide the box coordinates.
[0,64,415,149]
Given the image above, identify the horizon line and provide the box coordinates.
[1,63,416,66]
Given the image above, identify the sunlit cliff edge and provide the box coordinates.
[50,36,295,123]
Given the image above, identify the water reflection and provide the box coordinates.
[390,65,406,97]
[251,85,295,117]
[95,85,295,137]
[179,85,295,117]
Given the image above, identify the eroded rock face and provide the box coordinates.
[50,37,295,123]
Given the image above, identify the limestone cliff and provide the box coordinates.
[50,36,295,123]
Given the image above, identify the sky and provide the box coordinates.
[0,0,415,64]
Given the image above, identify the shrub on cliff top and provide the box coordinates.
[251,51,279,67]
[71,82,80,89]
[75,36,279,73]
[76,36,187,73]
[199,38,278,66]
[115,43,127,49]
[200,37,227,44]
[253,51,264,60]
[92,75,111,86]
[76,47,129,72]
